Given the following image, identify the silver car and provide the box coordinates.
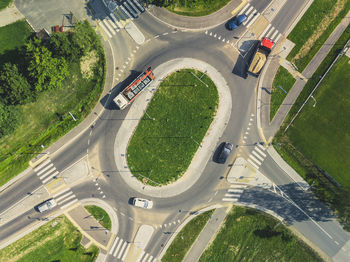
[131,198,153,209]
[37,199,57,213]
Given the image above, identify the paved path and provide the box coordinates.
[0,3,24,27]
[182,207,228,262]
[260,10,350,139]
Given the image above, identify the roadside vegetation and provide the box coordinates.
[270,67,296,121]
[0,0,12,11]
[0,216,99,261]
[162,210,214,262]
[199,206,323,262]
[274,24,350,231]
[148,0,231,16]
[127,69,218,185]
[85,205,112,230]
[0,20,105,186]
[287,0,350,72]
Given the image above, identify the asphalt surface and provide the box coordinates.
[1,0,350,262]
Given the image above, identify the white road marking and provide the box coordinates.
[248,159,259,169]
[109,236,119,254]
[249,155,262,166]
[36,163,54,175]
[257,143,266,151]
[252,150,264,161]
[60,199,78,210]
[255,147,266,157]
[121,243,131,260]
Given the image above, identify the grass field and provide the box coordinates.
[199,206,322,262]
[0,216,99,262]
[286,55,350,187]
[127,69,218,185]
[85,205,112,230]
[164,0,231,16]
[0,20,32,65]
[162,210,214,262]
[287,0,350,72]
[270,67,296,121]
[0,0,12,11]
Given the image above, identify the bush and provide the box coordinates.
[0,103,21,137]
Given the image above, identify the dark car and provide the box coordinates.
[217,142,233,163]
[227,14,248,30]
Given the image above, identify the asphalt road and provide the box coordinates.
[2,0,350,262]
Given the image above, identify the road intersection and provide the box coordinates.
[1,0,350,262]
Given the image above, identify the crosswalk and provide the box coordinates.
[238,2,260,28]
[247,143,267,170]
[33,158,59,184]
[53,188,79,210]
[99,0,145,38]
[237,2,282,43]
[223,184,247,202]
[109,236,157,261]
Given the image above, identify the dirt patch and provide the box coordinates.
[80,50,98,79]
[293,0,345,63]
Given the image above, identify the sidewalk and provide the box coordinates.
[0,3,24,27]
[260,10,350,140]
[147,0,243,31]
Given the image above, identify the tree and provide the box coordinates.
[49,32,79,62]
[26,39,69,92]
[0,103,20,137]
[0,63,33,105]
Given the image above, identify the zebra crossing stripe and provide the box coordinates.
[109,237,119,254]
[265,26,275,38]
[42,170,59,183]
[110,13,123,28]
[147,255,154,262]
[252,150,264,161]
[99,22,112,38]
[127,0,140,15]
[58,194,76,204]
[230,184,247,188]
[225,193,241,197]
[103,19,116,35]
[38,167,56,179]
[260,24,271,38]
[107,19,118,31]
[36,163,53,175]
[270,30,279,40]
[121,243,131,261]
[228,189,244,193]
[275,33,282,43]
[60,198,78,210]
[113,238,124,257]
[117,242,128,259]
[124,2,137,18]
[244,6,254,16]
[53,187,70,198]
[34,159,51,171]
[238,3,250,16]
[119,5,133,20]
[223,198,239,202]
[249,155,262,166]
[132,0,144,12]
[255,147,266,157]
[257,143,266,151]
[248,159,259,169]
[55,191,73,202]
[245,12,260,27]
[141,253,150,262]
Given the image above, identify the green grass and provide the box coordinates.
[0,24,105,186]
[0,0,12,11]
[162,0,231,17]
[0,216,99,262]
[286,0,350,72]
[127,69,218,185]
[0,20,33,65]
[199,206,323,262]
[162,209,214,262]
[270,67,296,121]
[85,205,112,231]
[286,55,350,187]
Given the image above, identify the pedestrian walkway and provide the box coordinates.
[0,4,24,27]
[260,10,350,140]
[33,158,59,184]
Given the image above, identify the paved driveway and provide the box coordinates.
[15,0,95,31]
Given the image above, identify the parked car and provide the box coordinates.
[217,142,233,163]
[37,199,57,213]
[130,197,153,209]
[227,14,248,30]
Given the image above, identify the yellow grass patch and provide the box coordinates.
[80,50,98,79]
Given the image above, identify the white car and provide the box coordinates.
[37,199,57,213]
[131,198,153,209]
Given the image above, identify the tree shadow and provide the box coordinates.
[254,225,282,238]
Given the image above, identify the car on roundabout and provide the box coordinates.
[130,197,153,209]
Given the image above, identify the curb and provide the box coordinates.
[158,204,222,260]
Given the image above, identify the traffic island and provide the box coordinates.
[114,58,232,197]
